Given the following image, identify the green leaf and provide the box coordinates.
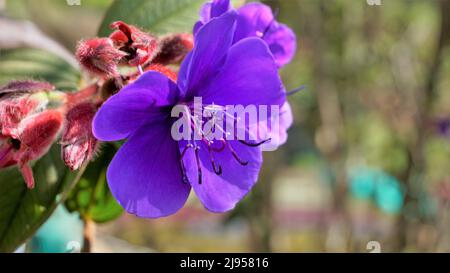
[0,48,80,91]
[98,0,246,36]
[0,47,83,252]
[98,0,205,36]
[0,146,84,252]
[65,144,123,224]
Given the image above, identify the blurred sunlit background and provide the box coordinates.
[1,0,450,253]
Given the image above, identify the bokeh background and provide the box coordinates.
[1,0,450,253]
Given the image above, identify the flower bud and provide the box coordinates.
[153,33,194,65]
[17,110,64,188]
[0,109,63,189]
[61,103,98,171]
[0,81,64,189]
[76,38,127,78]
[109,21,159,66]
[0,80,55,95]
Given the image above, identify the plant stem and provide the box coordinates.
[81,217,95,253]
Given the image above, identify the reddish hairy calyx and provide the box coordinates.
[0,81,65,189]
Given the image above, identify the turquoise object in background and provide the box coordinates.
[349,168,377,200]
[29,205,83,253]
[349,167,404,214]
[373,174,404,214]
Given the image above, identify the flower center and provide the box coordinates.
[178,103,270,185]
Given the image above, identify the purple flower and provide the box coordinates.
[437,118,450,137]
[194,0,296,148]
[93,11,285,218]
[194,0,297,68]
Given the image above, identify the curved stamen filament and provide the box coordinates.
[227,142,248,166]
[137,65,144,75]
[209,139,226,152]
[180,162,189,184]
[207,145,222,175]
[179,103,273,184]
[179,143,193,184]
[287,85,306,96]
[194,146,202,184]
[260,9,279,38]
[239,138,271,147]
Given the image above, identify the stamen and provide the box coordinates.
[180,143,192,158]
[261,8,279,38]
[224,111,240,122]
[214,123,230,138]
[227,143,248,166]
[190,115,203,137]
[239,138,271,147]
[209,140,226,152]
[194,104,230,139]
[287,85,306,96]
[207,145,222,175]
[180,161,189,184]
[137,65,144,75]
[179,144,193,184]
[194,146,202,184]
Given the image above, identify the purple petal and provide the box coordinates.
[93,71,179,141]
[107,121,191,218]
[180,140,262,212]
[237,3,297,67]
[278,102,294,143]
[210,0,232,18]
[258,102,293,150]
[178,11,237,98]
[194,0,232,35]
[235,3,274,41]
[198,1,213,23]
[193,21,204,35]
[198,37,285,107]
[265,23,297,67]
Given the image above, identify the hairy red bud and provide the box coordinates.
[20,110,63,189]
[0,80,55,95]
[76,38,127,78]
[1,94,40,138]
[61,103,98,171]
[0,81,64,189]
[19,110,64,161]
[109,21,159,66]
[0,110,63,189]
[0,81,56,138]
[153,33,194,65]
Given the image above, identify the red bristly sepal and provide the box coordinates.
[153,33,194,65]
[76,38,127,78]
[60,102,99,171]
[0,81,65,189]
[109,21,159,67]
